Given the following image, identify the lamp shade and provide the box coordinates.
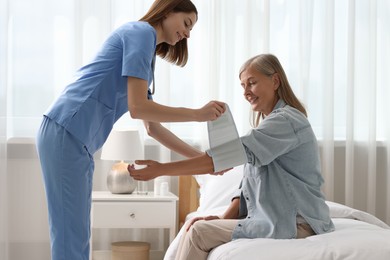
[101,129,144,162]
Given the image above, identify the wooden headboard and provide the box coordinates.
[178,175,199,227]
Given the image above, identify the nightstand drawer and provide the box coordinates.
[92,201,174,228]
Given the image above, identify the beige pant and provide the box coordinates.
[175,220,315,260]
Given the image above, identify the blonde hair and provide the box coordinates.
[140,0,198,67]
[239,54,307,127]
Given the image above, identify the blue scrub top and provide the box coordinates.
[45,21,156,154]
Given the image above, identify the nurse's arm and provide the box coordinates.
[127,76,225,122]
[143,120,202,158]
[128,153,214,181]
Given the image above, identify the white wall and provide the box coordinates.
[319,143,389,221]
[0,143,8,260]
[7,139,50,260]
[0,111,8,260]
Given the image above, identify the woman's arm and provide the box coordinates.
[221,197,240,219]
[128,153,214,181]
[127,77,225,122]
[143,120,202,158]
[184,197,240,231]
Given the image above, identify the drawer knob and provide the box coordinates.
[130,213,135,219]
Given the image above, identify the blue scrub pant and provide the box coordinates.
[36,116,94,260]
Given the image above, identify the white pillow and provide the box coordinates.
[194,165,244,213]
[326,201,390,229]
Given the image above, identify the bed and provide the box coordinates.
[165,165,390,260]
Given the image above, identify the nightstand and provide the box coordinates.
[90,191,178,260]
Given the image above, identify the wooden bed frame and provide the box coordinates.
[178,175,199,227]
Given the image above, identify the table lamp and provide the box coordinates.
[101,129,144,194]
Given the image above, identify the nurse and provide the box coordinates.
[36,0,225,259]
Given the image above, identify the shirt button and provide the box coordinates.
[246,197,249,200]
[238,224,242,227]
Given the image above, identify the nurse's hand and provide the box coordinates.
[197,101,226,121]
[186,215,220,231]
[128,160,162,181]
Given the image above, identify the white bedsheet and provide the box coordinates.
[164,202,390,260]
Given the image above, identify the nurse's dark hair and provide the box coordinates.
[140,0,198,67]
[239,54,307,127]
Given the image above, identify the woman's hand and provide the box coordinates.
[197,101,226,121]
[128,160,162,181]
[186,215,220,231]
[210,168,232,175]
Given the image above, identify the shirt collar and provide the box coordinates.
[272,99,286,111]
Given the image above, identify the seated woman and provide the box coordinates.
[129,53,335,260]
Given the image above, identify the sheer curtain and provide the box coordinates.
[1,1,390,253]
[1,0,9,258]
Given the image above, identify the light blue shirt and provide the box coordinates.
[232,99,334,239]
[45,21,156,154]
